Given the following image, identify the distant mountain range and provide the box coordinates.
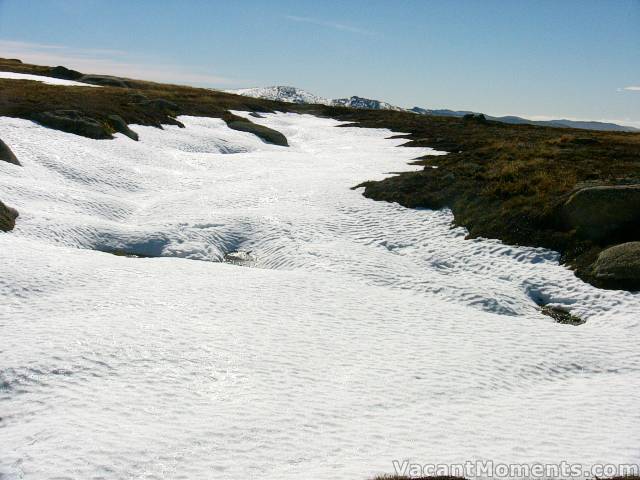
[409,107,638,132]
[227,86,404,112]
[229,86,332,106]
[227,86,638,133]
[331,96,405,111]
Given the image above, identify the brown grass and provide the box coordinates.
[324,108,640,287]
[2,57,640,287]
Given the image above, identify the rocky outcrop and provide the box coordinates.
[107,115,139,141]
[80,74,131,88]
[562,185,640,242]
[592,242,640,290]
[0,139,20,166]
[48,65,83,81]
[0,200,18,232]
[224,115,288,146]
[227,120,288,146]
[33,110,112,139]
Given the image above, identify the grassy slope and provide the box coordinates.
[0,61,285,130]
[1,58,640,288]
[305,107,640,287]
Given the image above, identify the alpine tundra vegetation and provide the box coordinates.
[2,58,639,289]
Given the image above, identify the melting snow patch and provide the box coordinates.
[0,71,99,87]
[0,112,639,479]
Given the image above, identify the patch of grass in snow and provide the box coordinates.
[540,305,586,325]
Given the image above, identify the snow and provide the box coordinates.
[226,86,332,105]
[0,112,639,480]
[227,86,404,111]
[0,71,98,87]
[332,96,405,111]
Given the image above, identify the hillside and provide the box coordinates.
[316,107,640,289]
[1,58,640,289]
[2,57,640,478]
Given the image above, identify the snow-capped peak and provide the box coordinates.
[226,86,404,111]
[225,86,332,105]
[331,96,405,111]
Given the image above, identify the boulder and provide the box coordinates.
[592,242,640,290]
[48,65,83,81]
[0,139,20,166]
[0,200,18,232]
[80,74,131,88]
[33,110,112,139]
[226,119,288,146]
[168,118,185,128]
[562,185,640,242]
[107,114,139,141]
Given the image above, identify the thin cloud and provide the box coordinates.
[0,39,236,86]
[622,85,640,91]
[0,39,126,57]
[284,15,373,35]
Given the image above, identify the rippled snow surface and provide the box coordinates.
[1,113,639,480]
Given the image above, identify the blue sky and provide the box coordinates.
[1,0,639,126]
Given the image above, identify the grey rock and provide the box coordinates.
[107,115,139,141]
[226,120,288,146]
[48,66,83,81]
[0,200,18,232]
[562,185,640,242]
[0,139,20,166]
[33,110,112,139]
[592,242,640,290]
